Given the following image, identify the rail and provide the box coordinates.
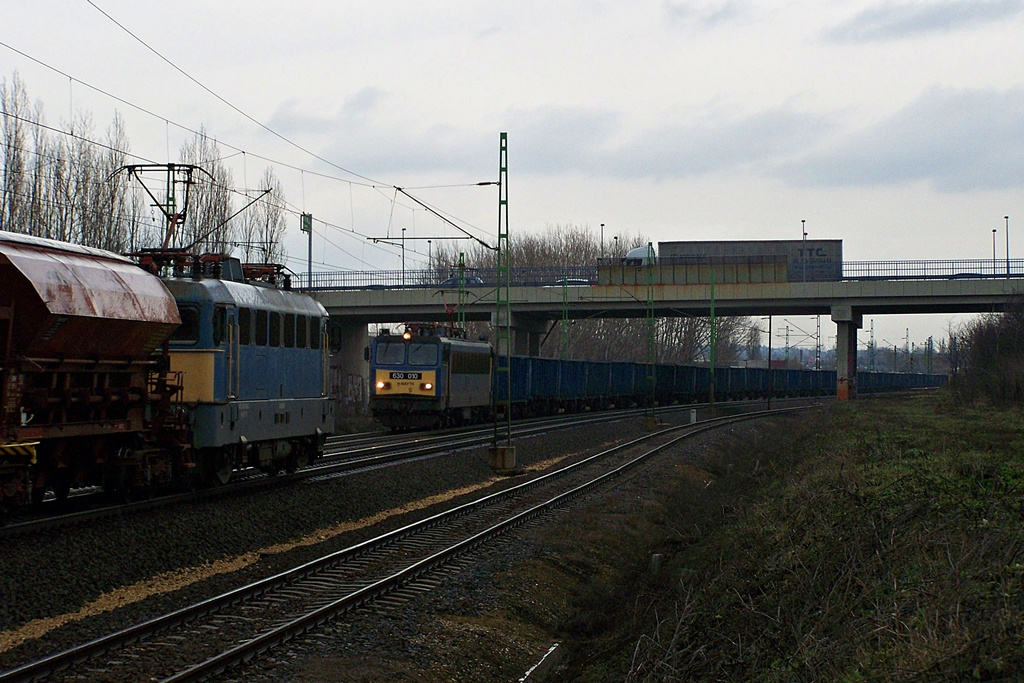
[295,259,1024,291]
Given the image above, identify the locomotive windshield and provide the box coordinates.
[408,342,439,366]
[170,306,200,344]
[375,342,405,365]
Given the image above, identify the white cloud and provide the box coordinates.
[600,106,834,179]
[779,86,1024,191]
[662,0,748,29]
[827,0,1024,42]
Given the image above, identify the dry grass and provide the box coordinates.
[556,394,1024,681]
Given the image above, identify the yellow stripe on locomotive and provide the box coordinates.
[168,350,218,403]
[374,369,437,396]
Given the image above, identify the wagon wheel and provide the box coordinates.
[290,443,311,472]
[115,467,137,504]
[30,485,46,506]
[213,450,233,486]
[202,449,234,487]
[53,468,72,503]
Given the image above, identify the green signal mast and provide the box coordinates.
[490,132,515,469]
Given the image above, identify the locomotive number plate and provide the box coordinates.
[389,371,422,380]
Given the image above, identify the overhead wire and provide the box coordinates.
[84,0,385,188]
[0,38,377,191]
[81,1,498,244]
[2,12,497,260]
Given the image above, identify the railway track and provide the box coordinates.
[2,397,790,539]
[0,405,805,683]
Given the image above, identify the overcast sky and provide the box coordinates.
[3,0,1023,347]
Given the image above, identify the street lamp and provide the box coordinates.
[401,227,406,286]
[993,228,997,274]
[600,223,605,260]
[1006,216,1011,276]
[801,219,807,282]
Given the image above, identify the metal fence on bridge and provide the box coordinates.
[301,266,598,290]
[842,258,1024,280]
[296,259,1024,291]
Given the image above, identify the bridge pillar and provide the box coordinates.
[506,313,547,356]
[328,320,369,415]
[831,305,862,400]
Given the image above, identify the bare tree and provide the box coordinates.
[238,166,288,264]
[0,73,31,233]
[91,113,133,252]
[178,127,235,253]
[26,99,51,238]
[66,111,99,247]
[431,222,752,364]
[0,72,148,252]
[744,323,763,361]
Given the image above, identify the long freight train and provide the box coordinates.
[0,232,334,514]
[369,324,946,429]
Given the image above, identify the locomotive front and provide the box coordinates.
[369,324,492,429]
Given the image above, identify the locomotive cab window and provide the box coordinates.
[255,309,268,346]
[284,313,295,348]
[408,342,439,366]
[296,315,307,348]
[270,312,281,347]
[375,342,405,365]
[212,306,228,346]
[239,308,251,345]
[311,317,321,350]
[170,306,200,344]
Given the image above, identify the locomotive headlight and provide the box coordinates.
[376,381,386,390]
[422,382,433,390]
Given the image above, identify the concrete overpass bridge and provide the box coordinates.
[308,259,1024,402]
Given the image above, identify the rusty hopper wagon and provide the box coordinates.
[0,232,181,512]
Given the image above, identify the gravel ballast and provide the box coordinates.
[0,407,795,680]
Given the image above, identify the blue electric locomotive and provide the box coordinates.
[369,324,492,429]
[164,257,334,483]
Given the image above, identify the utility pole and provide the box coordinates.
[802,219,807,282]
[300,213,313,288]
[870,320,876,372]
[767,315,772,409]
[491,132,514,468]
[646,243,657,417]
[815,315,821,370]
[784,325,790,366]
[708,256,716,408]
[456,252,466,332]
[905,328,910,372]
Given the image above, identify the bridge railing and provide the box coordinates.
[843,259,1024,280]
[301,266,599,290]
[296,259,1024,290]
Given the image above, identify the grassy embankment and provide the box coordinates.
[556,392,1024,681]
